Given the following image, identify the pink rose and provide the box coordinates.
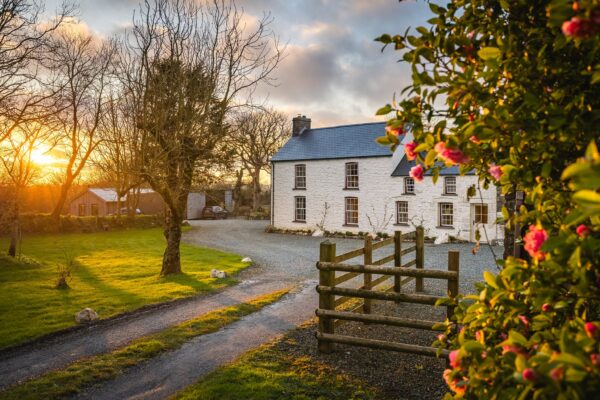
[585,322,599,339]
[469,135,481,144]
[523,225,548,261]
[437,333,446,342]
[410,164,424,182]
[542,303,551,312]
[449,350,461,369]
[591,353,600,366]
[519,315,530,330]
[434,141,470,165]
[562,17,595,37]
[489,164,503,181]
[522,368,536,382]
[386,125,404,136]
[475,330,483,342]
[550,366,563,382]
[404,141,418,160]
[576,224,590,238]
[443,369,467,395]
[502,345,524,355]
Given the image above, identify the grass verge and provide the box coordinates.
[172,329,378,400]
[0,289,289,400]
[0,228,250,348]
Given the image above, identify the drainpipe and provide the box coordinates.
[270,162,275,226]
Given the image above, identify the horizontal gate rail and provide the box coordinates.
[317,285,443,305]
[317,332,450,357]
[317,262,458,280]
[316,309,439,330]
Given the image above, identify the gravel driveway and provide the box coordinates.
[184,219,502,294]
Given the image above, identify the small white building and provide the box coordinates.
[270,116,502,243]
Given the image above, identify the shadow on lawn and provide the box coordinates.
[160,272,234,293]
[75,261,143,305]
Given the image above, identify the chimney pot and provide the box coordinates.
[292,115,311,137]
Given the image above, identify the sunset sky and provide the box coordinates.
[43,0,434,128]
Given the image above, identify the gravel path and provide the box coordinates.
[74,283,317,400]
[0,278,289,390]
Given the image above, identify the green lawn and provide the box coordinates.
[0,228,250,349]
[174,335,378,400]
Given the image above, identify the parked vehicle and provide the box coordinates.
[201,206,228,220]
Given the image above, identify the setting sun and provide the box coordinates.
[30,147,57,166]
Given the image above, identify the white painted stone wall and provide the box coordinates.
[271,155,500,243]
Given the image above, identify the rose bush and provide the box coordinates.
[376,0,600,398]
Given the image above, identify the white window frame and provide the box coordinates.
[474,204,489,224]
[404,177,415,194]
[444,176,457,195]
[345,197,359,226]
[396,201,408,224]
[295,164,306,189]
[345,162,359,189]
[294,196,306,222]
[439,202,454,227]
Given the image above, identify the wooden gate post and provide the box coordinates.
[447,250,459,320]
[363,235,373,314]
[394,231,402,298]
[415,226,425,292]
[318,240,336,353]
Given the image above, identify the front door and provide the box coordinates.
[470,203,489,242]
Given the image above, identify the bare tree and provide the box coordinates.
[0,0,72,145]
[93,94,143,216]
[123,0,281,275]
[0,122,50,256]
[231,108,287,210]
[47,26,116,218]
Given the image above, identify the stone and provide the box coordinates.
[312,229,324,237]
[75,308,98,324]
[210,269,228,278]
[434,232,449,244]
[181,220,191,226]
[241,257,252,263]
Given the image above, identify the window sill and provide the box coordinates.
[436,226,454,230]
[343,224,359,227]
[442,193,458,196]
[293,188,306,191]
[393,223,410,226]
[402,192,416,195]
[292,220,306,223]
[343,187,360,191]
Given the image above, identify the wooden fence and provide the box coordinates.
[316,226,458,358]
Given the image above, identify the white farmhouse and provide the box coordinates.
[270,116,502,243]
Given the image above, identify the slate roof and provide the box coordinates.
[271,122,391,162]
[88,188,155,202]
[391,157,476,176]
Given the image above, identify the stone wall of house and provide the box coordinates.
[271,156,500,243]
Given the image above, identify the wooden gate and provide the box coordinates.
[316,227,458,358]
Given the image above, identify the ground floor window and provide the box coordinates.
[396,201,408,224]
[78,204,86,216]
[473,204,488,224]
[345,197,358,226]
[439,202,453,227]
[294,196,306,222]
[91,204,99,216]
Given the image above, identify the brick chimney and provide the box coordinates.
[292,115,311,136]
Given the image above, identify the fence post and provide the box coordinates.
[447,250,460,320]
[363,235,373,314]
[394,231,402,298]
[415,226,425,292]
[318,240,336,353]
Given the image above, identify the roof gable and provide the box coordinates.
[271,122,392,162]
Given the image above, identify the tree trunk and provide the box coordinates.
[161,209,182,276]
[51,182,71,219]
[7,200,19,257]
[251,169,261,210]
[233,168,244,212]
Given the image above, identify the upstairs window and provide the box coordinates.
[404,177,415,194]
[396,201,408,224]
[295,164,306,189]
[294,196,306,222]
[345,197,359,226]
[345,162,359,189]
[444,176,457,195]
[439,203,454,227]
[474,204,489,224]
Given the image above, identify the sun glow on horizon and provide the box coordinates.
[30,147,58,166]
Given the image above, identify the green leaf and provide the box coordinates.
[375,104,393,115]
[478,47,502,60]
[484,271,498,289]
[555,353,586,369]
[508,330,528,346]
[375,136,391,145]
[573,190,600,213]
[462,340,484,352]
